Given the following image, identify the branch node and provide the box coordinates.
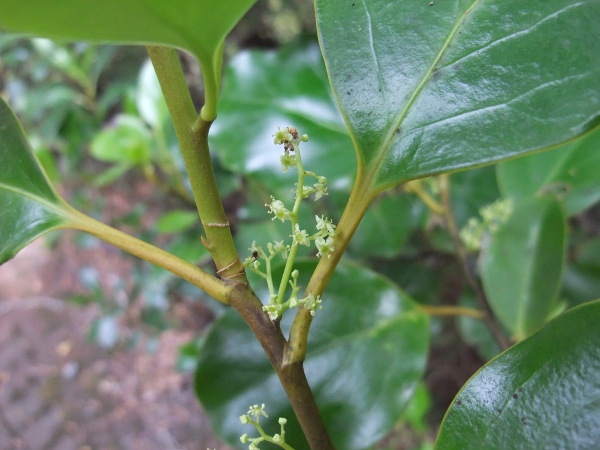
[217,258,240,275]
[202,221,230,228]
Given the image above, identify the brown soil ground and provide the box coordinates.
[0,179,234,450]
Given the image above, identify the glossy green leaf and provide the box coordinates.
[436,299,600,449]
[0,0,257,118]
[349,192,425,258]
[450,166,500,228]
[497,127,600,216]
[562,237,600,307]
[209,42,355,198]
[0,97,72,264]
[0,0,255,67]
[317,0,600,193]
[195,260,429,450]
[480,196,566,340]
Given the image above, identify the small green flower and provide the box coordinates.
[280,152,297,172]
[263,303,283,320]
[240,414,250,425]
[267,197,291,222]
[273,126,293,145]
[315,215,336,237]
[273,240,288,259]
[460,217,484,252]
[315,236,334,258]
[301,294,323,316]
[313,182,327,200]
[278,417,287,425]
[240,433,249,443]
[291,224,310,247]
[248,404,269,420]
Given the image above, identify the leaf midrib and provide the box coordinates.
[363,0,482,190]
[0,182,69,217]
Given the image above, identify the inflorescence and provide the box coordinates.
[239,404,294,450]
[242,126,334,321]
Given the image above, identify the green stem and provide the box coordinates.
[197,39,224,122]
[66,208,231,303]
[146,45,245,283]
[146,50,333,447]
[437,174,511,350]
[228,285,335,450]
[276,148,306,304]
[404,179,444,215]
[284,171,375,365]
[251,419,295,450]
[265,253,276,299]
[277,243,300,304]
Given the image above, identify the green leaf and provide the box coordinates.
[450,166,500,228]
[0,97,72,264]
[349,192,425,258]
[497,127,600,216]
[209,42,355,198]
[436,299,600,449]
[136,58,169,128]
[90,114,152,165]
[155,210,198,234]
[0,0,258,118]
[316,0,600,193]
[562,237,600,307]
[195,260,429,450]
[457,292,501,361]
[480,196,566,340]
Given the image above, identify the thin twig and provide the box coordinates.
[438,174,511,351]
[418,304,485,320]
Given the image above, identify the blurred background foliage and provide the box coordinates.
[1,0,600,448]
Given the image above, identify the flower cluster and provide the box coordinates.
[239,404,293,450]
[460,198,513,251]
[242,126,336,321]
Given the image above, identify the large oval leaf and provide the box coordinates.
[0,1,254,65]
[349,192,426,258]
[317,0,600,192]
[0,0,258,118]
[480,196,566,340]
[0,97,72,264]
[209,42,355,198]
[497,127,600,216]
[195,260,429,450]
[436,299,600,449]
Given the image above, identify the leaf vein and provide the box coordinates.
[441,2,586,71]
[366,0,482,184]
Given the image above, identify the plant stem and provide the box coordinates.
[404,180,444,214]
[285,172,375,365]
[228,284,335,450]
[437,174,511,350]
[66,208,231,303]
[418,305,485,320]
[148,46,333,448]
[147,45,245,282]
[277,146,306,304]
